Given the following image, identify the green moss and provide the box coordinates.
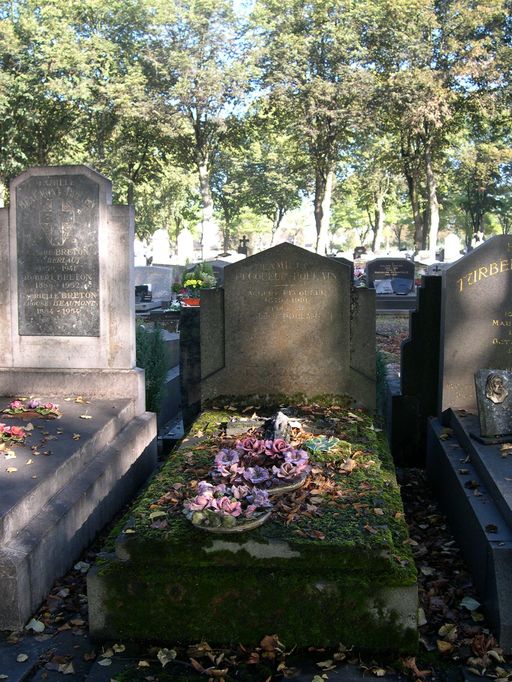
[94,402,417,651]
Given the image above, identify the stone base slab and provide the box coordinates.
[427,414,512,652]
[0,411,157,630]
[88,407,417,651]
[0,368,146,415]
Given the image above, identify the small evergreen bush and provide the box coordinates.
[136,323,168,413]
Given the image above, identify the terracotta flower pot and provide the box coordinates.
[181,297,200,306]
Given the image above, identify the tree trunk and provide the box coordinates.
[315,168,334,255]
[197,154,217,259]
[270,206,285,246]
[371,192,385,253]
[424,145,440,257]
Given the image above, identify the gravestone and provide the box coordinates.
[386,276,442,466]
[150,228,172,264]
[0,166,157,629]
[366,258,415,294]
[438,235,512,416]
[134,265,178,301]
[200,243,375,408]
[426,235,512,651]
[444,233,463,262]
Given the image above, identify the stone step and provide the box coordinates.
[427,415,512,652]
[0,398,135,545]
[0,411,157,631]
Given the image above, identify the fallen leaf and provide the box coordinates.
[401,656,431,678]
[113,643,125,653]
[17,654,29,663]
[138,660,150,668]
[437,640,454,653]
[6,467,17,473]
[79,414,92,420]
[72,434,81,440]
[97,659,112,666]
[157,648,177,667]
[25,618,45,633]
[461,596,481,611]
[5,451,16,459]
[58,662,75,675]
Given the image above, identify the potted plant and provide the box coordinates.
[179,265,217,307]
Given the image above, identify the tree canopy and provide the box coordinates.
[0,0,509,254]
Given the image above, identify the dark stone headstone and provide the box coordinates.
[201,243,376,407]
[16,174,100,336]
[366,258,415,295]
[474,369,512,439]
[387,276,442,466]
[439,235,512,416]
[135,285,152,302]
[179,307,201,429]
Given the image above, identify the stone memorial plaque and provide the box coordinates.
[366,258,415,294]
[16,174,100,336]
[474,369,512,439]
[439,235,512,414]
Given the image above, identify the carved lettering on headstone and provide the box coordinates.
[16,174,100,336]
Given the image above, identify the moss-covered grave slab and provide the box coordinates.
[88,400,418,651]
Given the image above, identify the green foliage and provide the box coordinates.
[136,323,168,413]
[376,350,388,416]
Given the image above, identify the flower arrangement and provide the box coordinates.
[0,423,26,443]
[3,399,61,418]
[211,437,311,489]
[183,481,272,529]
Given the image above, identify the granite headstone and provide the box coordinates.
[200,242,376,407]
[366,258,415,295]
[439,235,512,415]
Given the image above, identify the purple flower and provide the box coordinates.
[231,484,251,499]
[243,466,270,485]
[214,448,239,468]
[284,448,309,466]
[197,481,215,496]
[27,399,40,409]
[248,488,272,508]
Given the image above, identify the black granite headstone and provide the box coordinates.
[387,276,442,466]
[439,235,512,415]
[16,174,100,336]
[366,258,415,294]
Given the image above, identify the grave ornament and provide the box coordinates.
[474,369,512,442]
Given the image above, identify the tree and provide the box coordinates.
[253,0,374,254]
[146,0,252,258]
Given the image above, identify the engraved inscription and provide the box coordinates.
[16,175,100,336]
[457,259,512,292]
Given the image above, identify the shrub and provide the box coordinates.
[136,323,168,413]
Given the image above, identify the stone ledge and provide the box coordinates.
[0,411,157,630]
[427,416,512,652]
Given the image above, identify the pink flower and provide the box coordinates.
[215,496,242,517]
[9,400,24,410]
[184,494,212,512]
